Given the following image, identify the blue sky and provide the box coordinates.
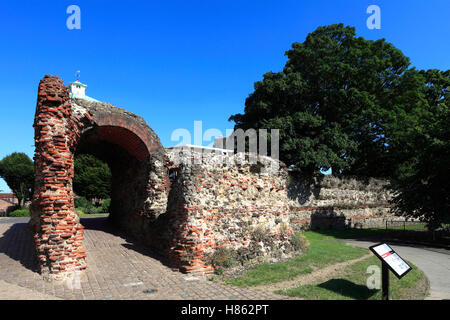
[0,0,449,192]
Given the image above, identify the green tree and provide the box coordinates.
[0,152,34,207]
[229,24,420,176]
[390,70,450,230]
[74,154,111,201]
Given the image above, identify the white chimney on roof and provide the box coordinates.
[69,71,99,102]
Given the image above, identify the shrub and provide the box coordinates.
[85,205,103,215]
[9,208,30,217]
[101,198,111,213]
[215,267,224,275]
[251,226,272,243]
[74,196,92,209]
[206,247,237,269]
[74,196,110,214]
[290,233,309,253]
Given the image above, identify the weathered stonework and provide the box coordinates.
[287,174,401,231]
[159,151,295,275]
[30,75,296,279]
[30,75,170,279]
[29,75,400,280]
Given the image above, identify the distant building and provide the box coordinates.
[165,144,234,155]
[69,72,99,102]
[213,136,233,151]
[0,193,18,216]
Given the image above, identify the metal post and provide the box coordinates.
[382,262,389,300]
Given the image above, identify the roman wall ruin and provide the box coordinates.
[29,75,396,280]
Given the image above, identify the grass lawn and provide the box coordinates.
[77,212,109,217]
[276,256,428,300]
[223,231,368,287]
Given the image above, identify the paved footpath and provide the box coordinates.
[344,239,450,300]
[0,217,288,300]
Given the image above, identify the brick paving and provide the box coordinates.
[0,217,288,300]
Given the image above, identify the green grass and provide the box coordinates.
[313,224,430,239]
[313,228,385,240]
[223,231,368,287]
[386,223,428,231]
[276,256,428,300]
[75,208,108,217]
[77,211,109,217]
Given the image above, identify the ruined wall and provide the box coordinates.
[287,174,399,231]
[30,75,87,277]
[30,75,399,280]
[30,75,170,279]
[152,150,296,275]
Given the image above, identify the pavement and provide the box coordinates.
[344,239,450,300]
[2,216,449,300]
[0,280,61,300]
[0,217,287,300]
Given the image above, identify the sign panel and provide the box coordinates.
[369,243,412,279]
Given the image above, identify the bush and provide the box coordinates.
[101,198,111,213]
[85,205,103,215]
[251,226,272,243]
[9,208,30,217]
[74,196,110,214]
[206,247,237,270]
[290,233,309,253]
[74,196,92,209]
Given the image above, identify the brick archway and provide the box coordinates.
[29,75,296,280]
[29,75,170,279]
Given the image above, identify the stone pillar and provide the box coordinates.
[30,75,86,279]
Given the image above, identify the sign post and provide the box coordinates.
[369,243,412,300]
[381,262,389,300]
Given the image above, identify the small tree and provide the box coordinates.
[73,154,111,201]
[0,152,34,208]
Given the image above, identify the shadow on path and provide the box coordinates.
[0,223,38,274]
[80,217,174,270]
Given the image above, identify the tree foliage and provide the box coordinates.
[390,70,450,230]
[230,24,421,176]
[73,154,111,201]
[230,24,450,228]
[0,152,34,207]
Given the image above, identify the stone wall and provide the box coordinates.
[30,75,170,279]
[148,150,296,275]
[30,75,400,280]
[30,75,296,278]
[287,173,400,231]
[30,75,88,278]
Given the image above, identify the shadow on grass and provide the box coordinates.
[317,278,379,300]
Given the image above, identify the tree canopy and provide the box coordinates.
[390,70,450,230]
[230,24,426,177]
[229,23,449,228]
[0,152,34,207]
[73,154,111,201]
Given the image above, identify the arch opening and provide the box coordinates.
[30,75,170,279]
[75,125,154,228]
